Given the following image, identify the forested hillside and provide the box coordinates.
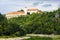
[0,8,60,37]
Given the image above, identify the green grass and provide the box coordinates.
[25,36,52,40]
[0,36,18,38]
[53,38,60,40]
[53,35,60,40]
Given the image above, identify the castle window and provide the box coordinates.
[27,12,30,15]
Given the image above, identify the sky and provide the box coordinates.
[0,0,60,14]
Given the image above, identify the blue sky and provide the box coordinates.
[0,0,60,14]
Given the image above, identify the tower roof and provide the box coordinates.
[27,8,38,11]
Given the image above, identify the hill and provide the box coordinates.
[0,8,60,37]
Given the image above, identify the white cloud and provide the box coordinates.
[35,1,59,11]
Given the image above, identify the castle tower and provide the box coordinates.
[23,7,27,15]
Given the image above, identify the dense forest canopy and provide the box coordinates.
[0,8,60,37]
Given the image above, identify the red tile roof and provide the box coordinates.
[6,11,25,15]
[27,8,38,11]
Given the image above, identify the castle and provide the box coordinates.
[6,7,42,19]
